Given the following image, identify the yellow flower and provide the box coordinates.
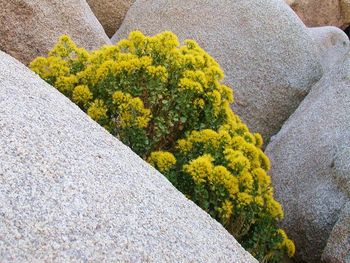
[207,90,222,116]
[30,56,70,80]
[211,166,239,197]
[277,229,295,257]
[112,91,128,104]
[54,75,77,94]
[237,192,254,207]
[254,196,264,207]
[113,91,151,129]
[254,133,263,148]
[194,98,205,109]
[148,151,176,173]
[259,150,271,171]
[253,168,271,188]
[224,149,251,175]
[72,85,92,105]
[179,78,203,93]
[183,70,208,86]
[285,238,295,257]
[239,171,254,190]
[87,99,108,121]
[176,139,193,153]
[220,85,234,103]
[217,199,233,223]
[146,65,168,82]
[183,155,214,184]
[266,195,284,219]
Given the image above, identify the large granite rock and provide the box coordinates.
[87,0,135,37]
[307,26,350,72]
[322,202,350,263]
[286,0,350,30]
[265,53,350,262]
[0,0,110,65]
[112,0,323,142]
[0,51,257,262]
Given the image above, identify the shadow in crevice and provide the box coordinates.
[344,26,350,39]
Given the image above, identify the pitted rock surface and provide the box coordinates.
[266,53,350,262]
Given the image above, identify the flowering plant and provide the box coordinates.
[31,31,294,262]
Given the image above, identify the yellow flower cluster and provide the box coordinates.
[179,77,203,93]
[148,151,176,173]
[224,149,251,175]
[211,166,239,197]
[177,124,284,218]
[146,65,168,82]
[30,31,294,261]
[72,85,92,105]
[31,56,69,80]
[277,229,296,257]
[217,199,234,224]
[265,195,284,219]
[176,129,230,152]
[55,75,78,94]
[112,91,152,129]
[48,35,89,62]
[87,99,107,121]
[183,155,214,184]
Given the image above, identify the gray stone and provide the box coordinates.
[322,202,350,263]
[87,0,136,37]
[0,51,257,262]
[0,0,111,65]
[308,26,350,72]
[265,53,350,262]
[112,0,323,142]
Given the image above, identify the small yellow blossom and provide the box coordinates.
[266,195,284,219]
[72,85,92,105]
[217,199,234,223]
[146,65,168,82]
[148,151,176,173]
[194,98,205,109]
[179,78,203,93]
[176,139,193,153]
[212,166,239,197]
[224,149,251,175]
[183,155,214,184]
[87,99,108,121]
[237,192,254,207]
[54,75,77,94]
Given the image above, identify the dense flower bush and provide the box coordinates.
[30,31,295,262]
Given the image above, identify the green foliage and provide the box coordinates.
[30,31,295,262]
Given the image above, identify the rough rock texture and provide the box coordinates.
[0,0,111,65]
[265,53,350,262]
[87,0,136,37]
[307,26,350,72]
[0,51,257,262]
[286,0,350,29]
[322,202,350,263]
[112,0,322,141]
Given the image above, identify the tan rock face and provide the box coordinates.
[0,0,111,65]
[286,0,350,29]
[87,0,135,37]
